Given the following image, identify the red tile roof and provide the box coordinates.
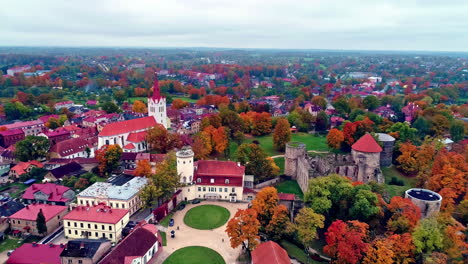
[4,120,43,130]
[251,241,290,264]
[99,116,156,136]
[11,161,44,176]
[6,243,64,264]
[64,204,129,224]
[50,138,91,157]
[123,143,135,149]
[98,224,160,264]
[22,183,73,203]
[9,204,67,221]
[194,160,245,187]
[0,129,24,136]
[278,193,295,201]
[126,131,147,142]
[352,133,382,153]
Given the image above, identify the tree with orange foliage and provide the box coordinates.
[387,196,421,234]
[192,132,211,160]
[95,144,122,177]
[252,112,272,136]
[251,187,279,226]
[443,221,468,263]
[133,87,147,97]
[324,220,369,264]
[311,95,327,109]
[132,100,147,113]
[225,208,260,252]
[74,178,89,189]
[327,128,344,150]
[387,233,416,264]
[396,142,419,175]
[273,118,291,151]
[239,112,254,133]
[147,124,182,153]
[265,204,290,241]
[429,150,468,211]
[134,159,152,177]
[202,125,228,155]
[362,238,394,264]
[171,98,189,109]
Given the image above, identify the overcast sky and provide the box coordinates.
[1,0,467,51]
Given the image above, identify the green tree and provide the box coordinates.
[36,209,47,235]
[113,90,127,104]
[140,184,163,208]
[15,136,50,162]
[236,143,278,182]
[273,118,291,151]
[220,109,244,138]
[294,207,325,249]
[412,217,444,255]
[315,111,329,131]
[449,120,465,142]
[149,152,179,201]
[332,97,351,116]
[363,95,379,110]
[101,102,120,113]
[388,122,417,143]
[348,185,380,221]
[4,101,32,120]
[413,116,430,138]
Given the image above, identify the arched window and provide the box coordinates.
[225,179,229,184]
[183,177,186,183]
[197,178,201,183]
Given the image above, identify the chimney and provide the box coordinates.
[32,242,37,247]
[49,244,54,248]
[26,205,29,209]
[237,162,240,167]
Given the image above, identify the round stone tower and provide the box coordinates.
[405,188,442,218]
[376,133,395,167]
[176,146,194,184]
[284,142,306,179]
[351,134,383,183]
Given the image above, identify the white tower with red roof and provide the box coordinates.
[148,74,167,128]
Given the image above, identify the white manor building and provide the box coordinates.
[177,147,254,202]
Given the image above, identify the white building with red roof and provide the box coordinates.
[97,116,156,152]
[63,204,129,242]
[148,75,168,128]
[50,137,94,159]
[176,147,251,202]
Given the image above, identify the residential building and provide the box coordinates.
[148,75,168,128]
[98,223,162,264]
[9,160,43,179]
[97,116,156,152]
[55,100,74,110]
[50,138,94,159]
[43,162,85,182]
[0,129,25,148]
[251,241,290,264]
[39,128,71,145]
[76,177,147,215]
[6,243,64,264]
[63,204,130,243]
[9,203,68,236]
[0,201,24,232]
[60,239,112,264]
[3,120,45,136]
[177,147,248,202]
[22,183,76,205]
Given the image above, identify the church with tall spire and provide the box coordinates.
[148,74,168,128]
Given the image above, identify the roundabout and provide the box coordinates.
[183,204,230,230]
[163,246,225,264]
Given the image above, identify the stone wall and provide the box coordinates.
[284,142,306,178]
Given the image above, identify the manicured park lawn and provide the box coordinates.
[275,180,304,199]
[280,240,323,264]
[160,231,167,246]
[0,238,23,253]
[382,166,417,198]
[159,212,175,227]
[274,157,285,174]
[163,246,225,264]
[183,205,230,230]
[127,97,148,103]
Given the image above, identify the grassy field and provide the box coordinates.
[172,96,198,103]
[163,246,225,264]
[382,166,417,198]
[275,180,304,199]
[280,240,323,264]
[127,97,148,103]
[274,157,285,174]
[240,133,328,157]
[160,231,167,246]
[159,212,175,227]
[0,238,23,253]
[183,205,230,230]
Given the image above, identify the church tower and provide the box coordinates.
[148,74,168,128]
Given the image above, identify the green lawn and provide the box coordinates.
[183,205,230,230]
[127,97,148,103]
[274,157,285,174]
[160,231,167,246]
[275,180,303,199]
[280,240,322,264]
[159,212,175,227]
[163,246,225,264]
[172,96,198,103]
[0,238,23,253]
[382,166,416,198]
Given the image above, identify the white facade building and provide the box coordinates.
[148,75,168,128]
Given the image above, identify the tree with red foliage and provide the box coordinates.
[387,233,416,264]
[387,196,421,233]
[171,98,189,109]
[343,122,358,149]
[324,220,369,264]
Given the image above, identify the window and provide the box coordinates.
[110,234,113,239]
[219,188,222,192]
[198,187,201,191]
[88,224,91,229]
[78,261,83,264]
[203,187,206,192]
[103,233,106,238]
[224,188,228,192]
[210,178,214,183]
[109,226,112,231]
[67,221,70,226]
[232,188,235,192]
[102,225,105,230]
[75,230,78,235]
[80,223,83,228]
[68,230,71,234]
[74,222,77,227]
[197,178,201,183]
[68,260,72,264]
[225,179,229,184]
[95,232,98,237]
[17,221,20,224]
[94,224,97,229]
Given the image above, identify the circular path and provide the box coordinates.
[155,201,248,264]
[163,246,225,264]
[183,205,230,230]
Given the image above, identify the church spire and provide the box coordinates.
[150,73,161,100]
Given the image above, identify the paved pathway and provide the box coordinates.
[155,201,248,264]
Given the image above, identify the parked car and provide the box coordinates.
[169,218,174,226]
[178,203,186,210]
[191,199,201,204]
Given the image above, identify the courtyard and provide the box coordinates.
[156,201,248,264]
